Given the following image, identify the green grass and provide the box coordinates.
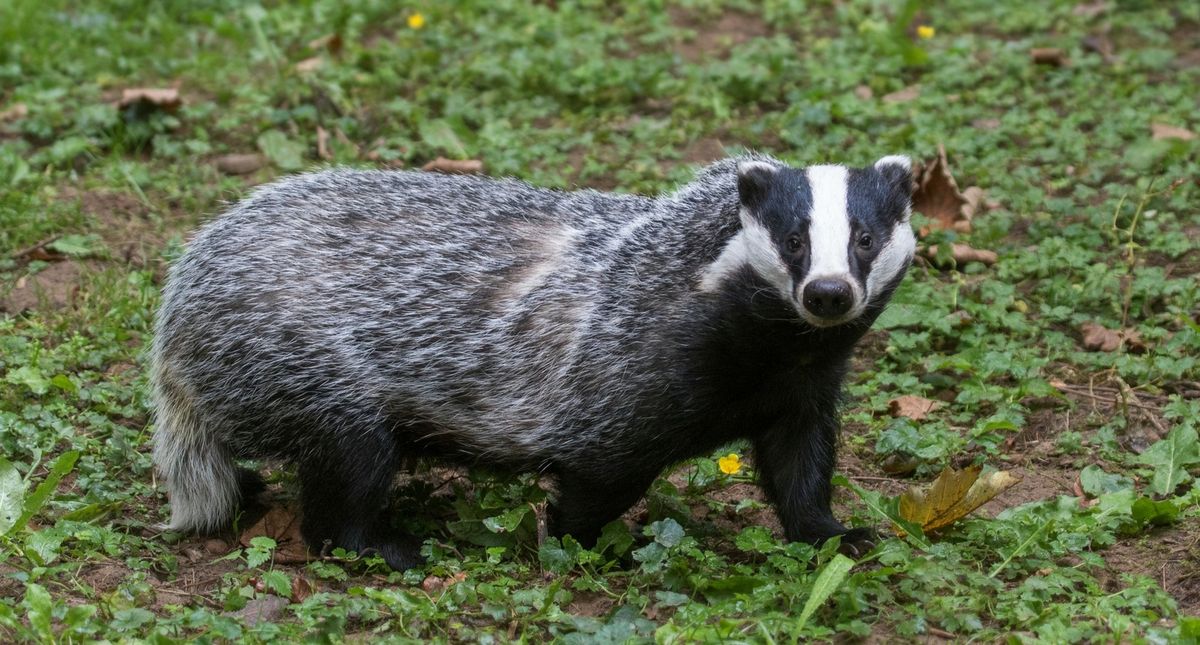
[2,0,1199,642]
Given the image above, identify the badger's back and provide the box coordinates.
[152,170,676,465]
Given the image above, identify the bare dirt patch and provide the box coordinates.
[668,7,773,63]
[1101,517,1200,616]
[65,187,166,268]
[1,260,84,314]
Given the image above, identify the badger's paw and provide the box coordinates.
[365,535,425,572]
[835,527,878,558]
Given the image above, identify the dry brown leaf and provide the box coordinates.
[882,85,920,104]
[422,157,484,174]
[912,145,972,233]
[960,186,986,221]
[921,243,998,267]
[1151,123,1196,141]
[316,126,332,160]
[1080,322,1146,353]
[972,118,1001,131]
[291,575,318,602]
[854,85,873,100]
[1082,33,1115,63]
[1030,48,1067,66]
[421,571,468,594]
[307,33,344,55]
[897,466,1020,535]
[0,102,28,122]
[118,88,181,110]
[240,507,311,564]
[214,153,266,175]
[295,56,323,73]
[888,395,940,421]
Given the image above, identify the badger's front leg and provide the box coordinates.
[753,412,876,556]
[550,466,660,546]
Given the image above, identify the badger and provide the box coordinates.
[151,154,916,570]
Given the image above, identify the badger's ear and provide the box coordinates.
[874,155,915,198]
[737,160,777,211]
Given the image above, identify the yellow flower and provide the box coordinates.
[916,25,935,40]
[718,453,742,475]
[408,13,426,30]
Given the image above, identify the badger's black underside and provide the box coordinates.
[219,267,887,569]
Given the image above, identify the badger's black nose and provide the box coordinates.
[803,279,853,319]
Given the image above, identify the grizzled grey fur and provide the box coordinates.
[152,154,916,569]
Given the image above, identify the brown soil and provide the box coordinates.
[668,7,773,63]
[1,260,84,313]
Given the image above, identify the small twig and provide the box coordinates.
[11,235,61,259]
[928,627,956,640]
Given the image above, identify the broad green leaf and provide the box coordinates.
[6,364,49,395]
[47,234,104,257]
[482,506,528,533]
[594,519,633,556]
[256,130,305,171]
[648,518,685,547]
[797,554,854,631]
[13,450,79,534]
[24,583,53,641]
[1079,465,1133,497]
[0,458,22,535]
[1130,497,1179,527]
[419,118,468,158]
[538,537,572,574]
[111,607,155,631]
[1137,427,1200,496]
[260,570,292,598]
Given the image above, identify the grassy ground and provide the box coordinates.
[2,0,1199,641]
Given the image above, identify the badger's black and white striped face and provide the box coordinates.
[701,156,916,327]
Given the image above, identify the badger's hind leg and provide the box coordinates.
[297,424,423,571]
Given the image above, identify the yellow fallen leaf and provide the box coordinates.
[896,466,1020,536]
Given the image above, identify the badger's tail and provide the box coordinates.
[151,366,260,533]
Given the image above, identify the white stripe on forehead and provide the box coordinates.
[804,165,851,278]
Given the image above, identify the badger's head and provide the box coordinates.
[701,156,916,328]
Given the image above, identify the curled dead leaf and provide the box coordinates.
[921,243,998,267]
[316,126,332,161]
[912,145,973,233]
[1082,33,1115,64]
[422,157,484,174]
[897,466,1020,535]
[960,186,987,222]
[882,85,920,104]
[240,506,311,564]
[118,88,181,110]
[291,576,318,602]
[0,102,28,122]
[1030,48,1067,66]
[888,395,940,421]
[295,56,323,73]
[1151,123,1196,141]
[421,571,468,594]
[307,33,344,55]
[1079,322,1146,353]
[215,153,266,175]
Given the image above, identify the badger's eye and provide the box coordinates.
[857,234,873,251]
[786,236,804,254]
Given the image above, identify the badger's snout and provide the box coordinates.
[802,278,854,319]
